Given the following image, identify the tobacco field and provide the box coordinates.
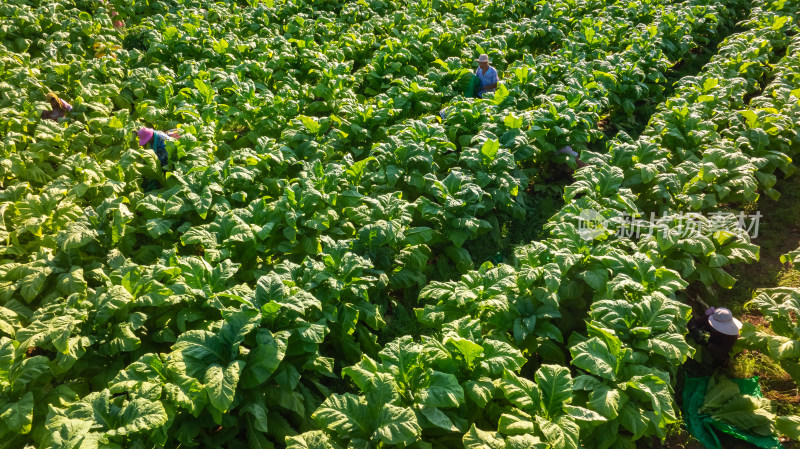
[1,0,800,447]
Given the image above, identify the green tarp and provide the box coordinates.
[683,375,783,449]
[464,75,480,98]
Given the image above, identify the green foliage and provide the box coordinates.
[0,0,798,447]
[699,374,779,438]
[740,248,800,388]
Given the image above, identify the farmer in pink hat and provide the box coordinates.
[687,307,743,364]
[100,0,124,28]
[137,127,179,167]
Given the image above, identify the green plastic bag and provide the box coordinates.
[683,375,783,449]
[464,75,480,98]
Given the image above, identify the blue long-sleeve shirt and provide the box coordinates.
[151,131,169,166]
[474,66,498,98]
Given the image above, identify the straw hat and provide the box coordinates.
[46,93,63,108]
[476,54,490,63]
[708,307,742,336]
[137,127,154,146]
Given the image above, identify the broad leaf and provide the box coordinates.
[570,337,618,381]
[0,391,33,434]
[204,360,244,413]
[463,424,505,449]
[536,364,573,418]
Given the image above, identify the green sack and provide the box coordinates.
[464,75,480,98]
[683,375,783,449]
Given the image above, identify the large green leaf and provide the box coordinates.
[499,370,540,410]
[172,330,226,378]
[107,397,169,437]
[700,378,740,412]
[204,360,244,413]
[0,391,33,434]
[570,337,618,381]
[19,266,50,302]
[498,411,535,435]
[564,405,606,422]
[462,424,505,449]
[418,371,464,408]
[113,353,206,414]
[445,337,484,370]
[373,404,421,445]
[641,332,694,362]
[505,434,548,449]
[8,356,51,392]
[479,339,526,377]
[341,357,379,392]
[535,364,573,418]
[537,415,580,449]
[313,394,372,439]
[218,309,260,350]
[589,384,626,420]
[465,378,495,408]
[240,330,287,389]
[776,415,800,441]
[286,431,343,449]
[632,296,683,331]
[626,374,675,422]
[709,396,775,432]
[45,418,100,449]
[618,403,648,439]
[419,405,458,431]
[480,139,500,162]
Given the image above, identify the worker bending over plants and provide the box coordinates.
[137,127,180,192]
[40,93,72,122]
[137,127,179,167]
[687,307,743,366]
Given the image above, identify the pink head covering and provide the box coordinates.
[137,127,154,146]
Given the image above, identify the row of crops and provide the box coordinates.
[0,0,799,447]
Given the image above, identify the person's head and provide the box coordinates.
[137,127,154,146]
[707,307,743,336]
[476,54,490,70]
[46,93,62,110]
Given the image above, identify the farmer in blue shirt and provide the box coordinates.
[475,54,498,98]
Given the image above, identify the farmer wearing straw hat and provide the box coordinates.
[474,54,498,98]
[41,93,73,122]
[688,307,743,364]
